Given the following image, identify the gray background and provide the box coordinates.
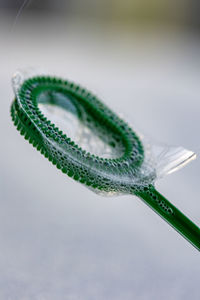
[0,1,200,299]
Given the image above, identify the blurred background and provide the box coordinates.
[0,1,200,300]
[1,0,200,28]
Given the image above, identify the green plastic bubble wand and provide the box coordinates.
[11,75,200,251]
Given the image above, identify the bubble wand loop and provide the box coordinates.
[11,75,200,251]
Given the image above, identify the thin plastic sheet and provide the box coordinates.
[12,68,197,195]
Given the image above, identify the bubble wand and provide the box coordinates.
[11,75,200,250]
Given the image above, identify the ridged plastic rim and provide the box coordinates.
[11,76,147,192]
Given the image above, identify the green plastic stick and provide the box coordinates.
[11,76,200,251]
[136,187,200,250]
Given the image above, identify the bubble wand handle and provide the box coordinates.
[135,185,200,251]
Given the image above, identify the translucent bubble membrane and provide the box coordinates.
[12,69,196,196]
[38,98,124,160]
[38,101,196,182]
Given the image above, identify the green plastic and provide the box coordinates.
[11,76,200,251]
